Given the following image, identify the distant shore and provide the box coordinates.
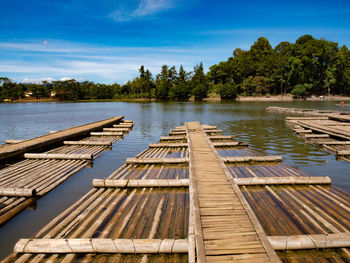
[5,94,350,103]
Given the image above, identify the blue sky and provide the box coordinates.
[1,0,350,84]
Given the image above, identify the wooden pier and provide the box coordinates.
[267,106,350,163]
[0,117,133,226]
[2,122,350,262]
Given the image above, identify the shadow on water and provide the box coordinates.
[0,100,349,259]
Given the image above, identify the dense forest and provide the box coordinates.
[1,35,350,101]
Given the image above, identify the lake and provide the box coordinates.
[0,100,349,259]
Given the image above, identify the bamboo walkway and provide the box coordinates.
[0,118,133,226]
[186,122,279,262]
[266,106,350,163]
[2,121,350,263]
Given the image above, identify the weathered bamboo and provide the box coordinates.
[320,141,350,145]
[160,136,185,140]
[63,141,112,146]
[222,155,283,163]
[208,135,235,140]
[0,187,36,197]
[304,134,330,138]
[212,141,248,147]
[24,153,93,160]
[5,140,24,144]
[233,176,331,185]
[113,124,133,128]
[123,120,133,123]
[286,117,329,120]
[90,132,123,136]
[14,239,188,254]
[126,158,189,164]
[294,129,312,133]
[268,233,350,250]
[0,198,34,226]
[149,143,188,148]
[103,128,130,132]
[92,179,189,188]
[336,150,350,156]
[205,129,222,133]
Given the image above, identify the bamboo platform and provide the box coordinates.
[267,106,350,163]
[3,122,350,263]
[0,118,133,226]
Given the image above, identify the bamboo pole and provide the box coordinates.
[222,155,283,163]
[92,179,189,188]
[113,124,133,128]
[336,150,350,156]
[160,136,185,140]
[233,176,331,185]
[5,140,24,144]
[90,132,123,136]
[320,141,350,145]
[0,198,34,226]
[294,129,312,133]
[0,187,36,197]
[126,158,189,164]
[268,233,350,250]
[24,153,93,160]
[123,120,133,123]
[208,135,235,140]
[304,134,330,138]
[149,143,188,148]
[63,141,112,146]
[14,239,189,253]
[103,128,130,132]
[212,141,248,147]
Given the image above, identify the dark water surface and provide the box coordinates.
[0,101,349,259]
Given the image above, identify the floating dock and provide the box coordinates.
[0,117,133,226]
[267,106,350,163]
[2,122,350,262]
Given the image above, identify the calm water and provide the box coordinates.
[0,101,349,259]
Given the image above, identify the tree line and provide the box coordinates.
[1,35,350,101]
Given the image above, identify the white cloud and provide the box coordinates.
[110,0,174,22]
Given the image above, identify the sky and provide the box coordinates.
[1,0,350,84]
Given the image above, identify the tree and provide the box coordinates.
[190,63,209,101]
[169,65,191,100]
[218,83,237,99]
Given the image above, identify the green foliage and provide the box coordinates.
[291,84,312,96]
[2,35,350,102]
[190,62,209,101]
[217,83,237,99]
[208,35,350,97]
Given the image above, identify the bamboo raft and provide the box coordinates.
[267,106,350,163]
[3,122,350,262]
[0,117,133,226]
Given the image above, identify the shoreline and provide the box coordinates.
[4,95,350,103]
